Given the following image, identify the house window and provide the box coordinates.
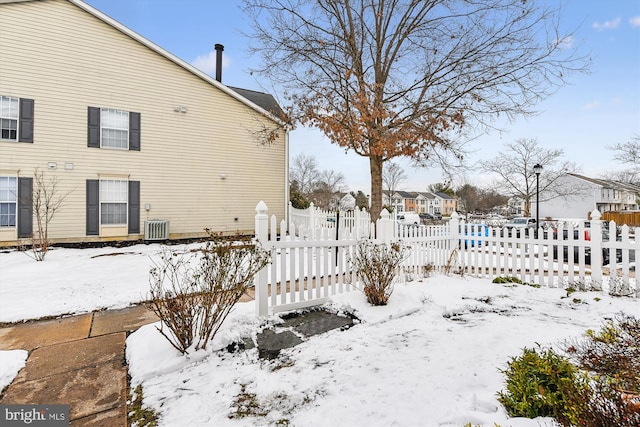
[0,96,19,140]
[0,176,17,227]
[101,109,129,149]
[100,179,128,225]
[88,107,140,150]
[0,96,34,143]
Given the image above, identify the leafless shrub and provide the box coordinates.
[571,376,640,427]
[445,248,465,276]
[563,313,640,426]
[352,240,409,306]
[149,232,270,354]
[565,314,640,394]
[26,168,71,261]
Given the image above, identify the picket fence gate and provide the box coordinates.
[253,202,639,316]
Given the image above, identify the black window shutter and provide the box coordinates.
[87,107,100,148]
[17,177,33,238]
[86,180,99,235]
[128,180,140,234]
[18,99,34,143]
[129,112,140,151]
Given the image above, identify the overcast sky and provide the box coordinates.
[85,0,640,195]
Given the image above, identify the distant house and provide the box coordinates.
[0,0,288,246]
[337,193,356,211]
[433,192,457,216]
[533,173,640,219]
[382,190,405,213]
[398,191,418,213]
[507,197,526,216]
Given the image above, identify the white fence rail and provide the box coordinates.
[255,202,638,316]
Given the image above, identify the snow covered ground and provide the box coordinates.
[1,243,638,426]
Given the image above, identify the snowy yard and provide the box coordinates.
[1,243,638,426]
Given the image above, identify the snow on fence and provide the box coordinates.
[255,202,638,316]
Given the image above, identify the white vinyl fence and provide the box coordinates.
[254,202,638,316]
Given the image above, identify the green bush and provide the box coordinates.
[492,276,521,284]
[498,346,587,426]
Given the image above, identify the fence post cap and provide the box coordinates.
[590,209,601,220]
[255,201,268,214]
[451,211,460,220]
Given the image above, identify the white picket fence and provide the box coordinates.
[254,202,638,316]
[289,202,373,239]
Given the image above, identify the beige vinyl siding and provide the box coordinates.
[0,0,286,243]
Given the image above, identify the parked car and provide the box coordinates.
[551,221,624,265]
[459,223,489,248]
[504,217,537,229]
[397,212,421,225]
[419,213,434,220]
[503,217,537,237]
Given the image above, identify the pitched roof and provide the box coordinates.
[568,173,640,193]
[13,0,288,126]
[435,192,455,200]
[228,87,288,123]
[396,191,416,199]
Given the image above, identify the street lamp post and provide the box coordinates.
[533,163,543,227]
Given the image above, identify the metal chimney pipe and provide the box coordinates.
[214,44,224,82]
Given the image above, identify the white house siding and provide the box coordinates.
[0,0,287,244]
[532,175,597,219]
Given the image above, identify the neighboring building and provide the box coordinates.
[415,192,442,216]
[397,191,417,213]
[507,197,526,217]
[383,190,457,216]
[533,173,640,219]
[433,192,457,216]
[383,191,405,213]
[0,0,288,246]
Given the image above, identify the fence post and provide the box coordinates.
[590,209,603,291]
[449,211,460,252]
[308,202,316,230]
[255,201,269,317]
[376,208,394,243]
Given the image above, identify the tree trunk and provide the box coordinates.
[369,155,384,223]
[524,197,531,217]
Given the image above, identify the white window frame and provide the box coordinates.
[99,179,128,225]
[0,96,19,141]
[100,108,129,149]
[0,176,18,228]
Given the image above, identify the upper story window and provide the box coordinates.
[101,109,129,149]
[0,96,18,140]
[0,96,33,143]
[0,176,17,227]
[88,107,140,151]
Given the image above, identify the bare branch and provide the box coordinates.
[243,0,590,221]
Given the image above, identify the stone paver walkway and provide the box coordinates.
[0,289,354,426]
[0,305,159,426]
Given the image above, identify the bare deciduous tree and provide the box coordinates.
[480,138,583,217]
[383,161,407,204]
[290,153,320,195]
[310,169,347,209]
[244,0,589,221]
[606,135,640,185]
[610,135,640,167]
[28,169,71,261]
